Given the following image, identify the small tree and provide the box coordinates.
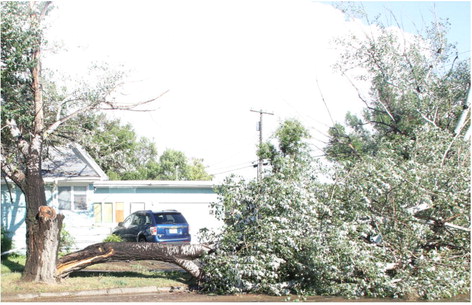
[155,149,212,181]
[200,120,324,295]
[69,113,160,180]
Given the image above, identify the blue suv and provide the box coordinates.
[113,210,191,244]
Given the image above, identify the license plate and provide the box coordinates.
[169,228,178,234]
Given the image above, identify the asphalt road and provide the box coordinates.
[14,292,280,302]
[9,290,472,303]
[6,291,412,303]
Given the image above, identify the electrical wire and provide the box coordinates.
[210,164,255,176]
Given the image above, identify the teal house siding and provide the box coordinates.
[92,181,220,244]
[1,144,220,254]
[94,187,214,194]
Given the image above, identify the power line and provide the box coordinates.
[208,160,255,173]
[210,164,256,176]
[316,78,335,127]
[206,151,250,168]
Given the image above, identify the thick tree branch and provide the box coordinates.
[56,242,213,280]
[5,119,30,156]
[44,104,97,138]
[44,90,169,138]
[99,89,169,111]
[0,163,26,191]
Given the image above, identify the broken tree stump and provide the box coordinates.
[22,206,64,283]
[56,242,214,280]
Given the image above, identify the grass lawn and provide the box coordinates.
[1,255,192,295]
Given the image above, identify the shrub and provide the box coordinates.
[103,234,124,242]
[59,225,76,255]
[1,228,13,255]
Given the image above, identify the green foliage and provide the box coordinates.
[327,126,470,299]
[103,234,124,242]
[158,149,189,180]
[188,158,213,181]
[257,119,311,174]
[274,119,310,156]
[64,114,212,181]
[325,113,377,163]
[153,149,212,181]
[70,114,159,179]
[1,3,211,183]
[202,115,469,299]
[202,120,330,295]
[1,228,13,255]
[59,225,76,255]
[327,12,470,163]
[320,12,470,299]
[1,2,44,157]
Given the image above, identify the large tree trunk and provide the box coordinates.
[22,204,64,283]
[20,2,62,283]
[56,243,214,280]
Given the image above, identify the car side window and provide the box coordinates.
[131,214,142,226]
[122,215,133,228]
[145,215,152,225]
[138,215,146,225]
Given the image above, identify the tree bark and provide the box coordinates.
[22,206,64,283]
[56,243,214,280]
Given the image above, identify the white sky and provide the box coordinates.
[43,0,469,182]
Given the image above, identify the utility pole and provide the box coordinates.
[250,109,274,180]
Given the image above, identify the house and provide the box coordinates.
[1,143,220,253]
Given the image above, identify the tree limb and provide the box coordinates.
[44,90,169,138]
[5,119,30,156]
[56,242,213,280]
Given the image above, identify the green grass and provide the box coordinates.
[1,255,192,295]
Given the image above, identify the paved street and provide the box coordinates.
[4,291,409,303]
[11,291,281,302]
[6,289,471,303]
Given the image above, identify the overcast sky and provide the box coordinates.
[44,0,471,182]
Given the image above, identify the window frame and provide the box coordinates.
[93,201,127,224]
[58,185,89,211]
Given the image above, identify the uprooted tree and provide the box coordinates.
[194,8,470,300]
[0,2,165,282]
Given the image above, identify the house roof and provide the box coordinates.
[41,143,108,181]
[93,180,215,189]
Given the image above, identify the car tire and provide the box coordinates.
[138,236,146,242]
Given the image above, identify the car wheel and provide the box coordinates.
[138,236,146,242]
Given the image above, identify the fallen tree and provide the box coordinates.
[56,242,214,280]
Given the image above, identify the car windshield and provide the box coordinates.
[154,213,187,224]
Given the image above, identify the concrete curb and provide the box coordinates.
[2,285,188,301]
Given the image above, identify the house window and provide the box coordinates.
[58,187,71,210]
[74,186,87,210]
[115,202,124,223]
[103,202,113,223]
[58,186,88,210]
[93,203,102,223]
[94,202,124,223]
